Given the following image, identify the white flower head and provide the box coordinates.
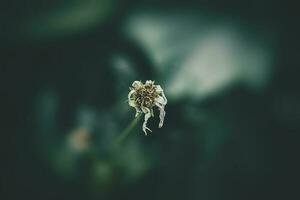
[128,80,167,135]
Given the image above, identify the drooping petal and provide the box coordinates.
[141,106,152,135]
[161,90,168,104]
[155,101,166,128]
[155,85,163,93]
[155,95,167,105]
[156,86,168,103]
[128,90,136,105]
[150,108,154,117]
[134,108,141,117]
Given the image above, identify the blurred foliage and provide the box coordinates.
[2,0,300,200]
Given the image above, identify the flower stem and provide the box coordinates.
[115,113,142,145]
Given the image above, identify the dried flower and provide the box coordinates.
[128,80,167,135]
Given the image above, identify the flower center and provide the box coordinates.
[134,84,158,108]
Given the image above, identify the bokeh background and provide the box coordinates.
[2,0,300,200]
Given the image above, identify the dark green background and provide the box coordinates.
[2,0,300,200]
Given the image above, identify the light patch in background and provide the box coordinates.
[22,0,115,39]
[124,11,274,101]
[124,12,201,73]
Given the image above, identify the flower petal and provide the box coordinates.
[134,107,141,117]
[132,81,142,88]
[128,90,135,102]
[155,85,163,93]
[150,108,154,117]
[155,95,167,105]
[161,90,168,104]
[141,107,152,135]
[155,102,166,128]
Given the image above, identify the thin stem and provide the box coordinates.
[115,113,142,145]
